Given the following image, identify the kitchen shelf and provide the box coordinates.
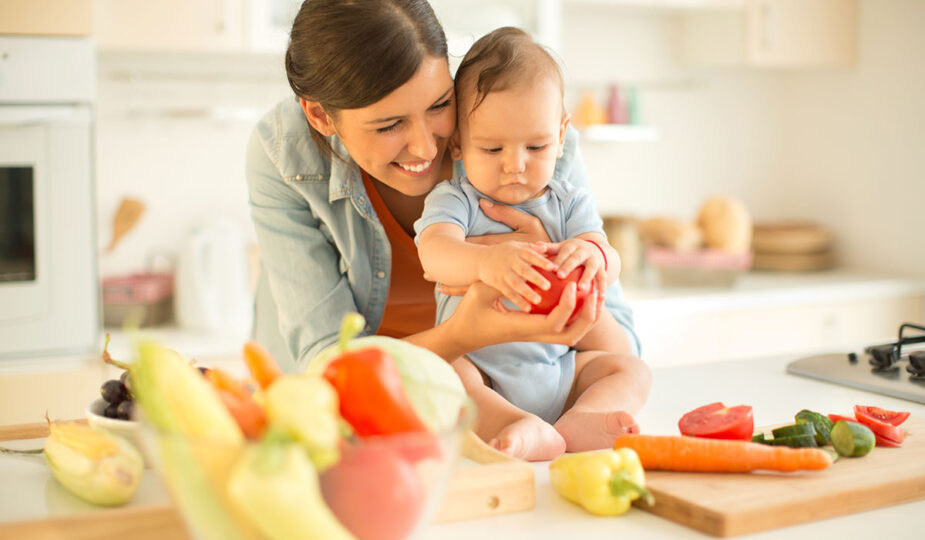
[578,124,660,142]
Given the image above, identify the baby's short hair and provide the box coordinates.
[455,27,564,116]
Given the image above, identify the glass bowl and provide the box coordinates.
[142,395,476,540]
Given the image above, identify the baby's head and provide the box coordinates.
[452,27,569,205]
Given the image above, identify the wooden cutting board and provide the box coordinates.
[0,424,533,538]
[637,416,925,537]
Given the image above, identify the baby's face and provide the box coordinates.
[454,77,568,205]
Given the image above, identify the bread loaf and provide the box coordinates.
[638,217,702,252]
[696,197,752,253]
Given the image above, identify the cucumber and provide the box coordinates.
[767,433,818,448]
[831,420,875,457]
[751,433,768,443]
[795,409,835,446]
[771,422,816,439]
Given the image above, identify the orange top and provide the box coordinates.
[361,172,436,338]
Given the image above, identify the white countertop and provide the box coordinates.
[2,352,924,539]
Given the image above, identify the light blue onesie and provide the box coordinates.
[413,176,605,424]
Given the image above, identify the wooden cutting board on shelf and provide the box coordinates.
[636,416,925,537]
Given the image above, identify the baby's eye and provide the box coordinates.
[481,147,502,154]
[527,144,549,152]
[376,121,400,134]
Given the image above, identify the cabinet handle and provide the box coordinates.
[760,1,776,53]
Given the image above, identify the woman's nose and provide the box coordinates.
[407,119,437,161]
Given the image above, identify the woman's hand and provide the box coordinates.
[445,281,600,350]
[466,199,552,246]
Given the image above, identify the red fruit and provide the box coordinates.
[321,444,426,540]
[528,259,595,324]
[678,402,754,441]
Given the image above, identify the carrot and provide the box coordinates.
[243,340,283,390]
[214,388,267,440]
[206,367,251,400]
[613,434,833,473]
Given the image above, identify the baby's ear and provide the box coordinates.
[557,113,571,158]
[299,98,336,136]
[449,130,463,161]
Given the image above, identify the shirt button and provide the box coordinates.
[295,174,303,180]
[377,271,386,279]
[358,196,366,205]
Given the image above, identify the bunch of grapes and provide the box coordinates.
[100,371,134,420]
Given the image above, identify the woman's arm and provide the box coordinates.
[246,125,359,372]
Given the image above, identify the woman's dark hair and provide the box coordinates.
[286,0,448,161]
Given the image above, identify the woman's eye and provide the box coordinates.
[376,122,400,134]
[431,98,452,111]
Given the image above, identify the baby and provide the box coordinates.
[414,27,649,461]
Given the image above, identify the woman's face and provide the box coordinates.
[332,56,456,197]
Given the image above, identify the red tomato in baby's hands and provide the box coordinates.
[320,443,425,540]
[528,260,595,324]
[678,402,754,440]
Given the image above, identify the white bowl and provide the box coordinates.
[85,398,150,466]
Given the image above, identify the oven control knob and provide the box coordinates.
[907,351,925,378]
[868,345,897,369]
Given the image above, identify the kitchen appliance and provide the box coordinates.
[787,322,925,404]
[174,219,253,332]
[0,36,98,358]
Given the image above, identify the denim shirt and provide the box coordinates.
[246,97,640,372]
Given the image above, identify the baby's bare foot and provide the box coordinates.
[554,410,639,453]
[489,415,566,462]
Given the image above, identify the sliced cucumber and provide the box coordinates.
[831,420,875,457]
[767,433,818,448]
[771,422,816,439]
[751,433,768,443]
[795,409,835,446]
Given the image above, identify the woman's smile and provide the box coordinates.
[393,159,435,176]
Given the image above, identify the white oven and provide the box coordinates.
[0,36,98,358]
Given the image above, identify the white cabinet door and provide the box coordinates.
[93,0,244,52]
[745,0,857,67]
[679,0,857,67]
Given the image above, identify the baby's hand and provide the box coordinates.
[549,238,607,297]
[478,242,557,311]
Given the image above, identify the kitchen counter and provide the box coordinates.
[2,352,923,539]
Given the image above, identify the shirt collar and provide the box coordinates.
[328,135,362,203]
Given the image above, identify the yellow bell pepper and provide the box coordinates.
[549,448,654,516]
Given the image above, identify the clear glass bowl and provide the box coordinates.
[142,396,476,540]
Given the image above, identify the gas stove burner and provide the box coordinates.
[908,351,925,380]
[787,321,925,404]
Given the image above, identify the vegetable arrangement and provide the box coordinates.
[126,313,468,540]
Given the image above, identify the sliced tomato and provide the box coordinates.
[827,414,855,424]
[854,405,910,426]
[678,402,754,440]
[874,433,903,448]
[853,408,906,444]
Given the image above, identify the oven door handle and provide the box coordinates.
[0,105,90,126]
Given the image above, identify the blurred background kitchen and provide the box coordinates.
[1,0,924,378]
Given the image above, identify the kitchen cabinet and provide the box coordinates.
[93,0,245,52]
[678,0,858,67]
[0,0,93,37]
[629,272,925,366]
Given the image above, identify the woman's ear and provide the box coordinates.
[449,130,463,161]
[299,98,336,136]
[557,113,571,158]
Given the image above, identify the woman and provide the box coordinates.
[246,0,641,373]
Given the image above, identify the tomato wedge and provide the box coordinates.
[827,414,855,424]
[853,407,906,444]
[874,434,903,448]
[854,405,910,426]
[678,402,754,440]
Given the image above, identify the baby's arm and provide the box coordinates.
[417,224,556,311]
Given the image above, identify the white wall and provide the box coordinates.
[93,1,925,279]
[778,0,925,275]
